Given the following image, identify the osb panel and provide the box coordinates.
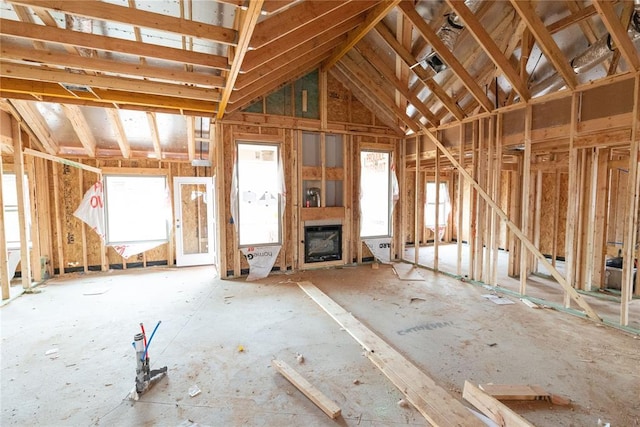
[581,78,635,122]
[59,162,83,269]
[539,172,556,255]
[261,127,280,136]
[441,127,459,148]
[502,109,525,136]
[327,72,350,123]
[404,172,416,242]
[234,125,261,135]
[532,97,571,130]
[557,173,569,257]
[351,95,373,125]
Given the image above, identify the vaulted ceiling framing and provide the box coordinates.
[0,0,639,159]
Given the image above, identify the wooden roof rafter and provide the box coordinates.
[146,112,162,159]
[398,1,494,113]
[217,0,265,119]
[105,109,131,159]
[9,100,59,155]
[61,104,96,158]
[321,0,402,72]
[593,0,640,71]
[446,0,531,102]
[509,0,578,90]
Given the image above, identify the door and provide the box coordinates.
[174,177,215,266]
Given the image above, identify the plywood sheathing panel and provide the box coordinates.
[539,172,557,256]
[351,96,374,126]
[502,109,525,138]
[581,78,635,122]
[532,97,571,130]
[327,73,350,123]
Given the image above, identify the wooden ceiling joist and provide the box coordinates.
[0,18,230,71]
[509,0,578,90]
[398,1,494,113]
[186,116,196,162]
[146,112,162,159]
[547,3,599,34]
[0,62,221,102]
[446,0,531,102]
[322,0,401,71]
[1,77,218,114]
[217,0,264,119]
[593,0,640,71]
[0,44,225,89]
[61,104,96,158]
[7,0,238,46]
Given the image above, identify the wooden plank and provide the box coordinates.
[519,106,532,294]
[474,120,484,281]
[23,148,102,174]
[0,155,10,299]
[478,384,550,401]
[271,359,341,419]
[51,162,64,275]
[463,381,535,427]
[621,75,640,324]
[434,147,440,271]
[26,155,41,282]
[78,167,88,273]
[300,207,344,222]
[593,1,640,71]
[565,94,580,306]
[298,281,484,427]
[415,136,421,265]
[457,124,464,276]
[491,115,502,285]
[12,121,31,290]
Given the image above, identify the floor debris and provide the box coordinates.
[520,298,540,309]
[296,353,305,364]
[410,297,426,303]
[482,294,515,305]
[188,385,201,397]
[397,399,409,408]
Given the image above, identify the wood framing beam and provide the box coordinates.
[356,40,439,126]
[23,148,101,174]
[446,0,531,101]
[217,0,264,119]
[105,109,131,159]
[337,56,419,133]
[0,155,9,299]
[422,119,601,321]
[1,62,220,102]
[186,116,196,162]
[61,105,96,157]
[1,78,218,115]
[12,122,31,291]
[146,112,162,159]
[398,1,494,113]
[593,0,640,71]
[9,100,58,155]
[322,0,401,72]
[298,281,484,426]
[7,0,237,45]
[1,44,224,88]
[462,381,535,427]
[509,0,578,89]
[548,4,599,34]
[242,1,373,73]
[374,22,465,121]
[0,18,229,70]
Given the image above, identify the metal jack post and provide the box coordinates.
[130,322,167,399]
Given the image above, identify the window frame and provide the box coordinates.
[235,141,282,248]
[359,150,393,239]
[103,173,170,246]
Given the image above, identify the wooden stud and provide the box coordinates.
[26,153,42,282]
[414,137,420,265]
[469,122,477,278]
[533,169,542,274]
[12,120,31,290]
[0,154,10,299]
[474,119,484,281]
[519,106,532,295]
[434,146,440,272]
[584,148,599,291]
[292,130,300,269]
[621,75,640,324]
[575,149,588,289]
[78,167,88,273]
[565,94,580,306]
[551,170,561,268]
[457,123,464,277]
[167,163,174,267]
[215,122,227,277]
[485,117,495,283]
[51,162,64,275]
[491,114,502,286]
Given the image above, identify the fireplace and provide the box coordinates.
[304,225,342,263]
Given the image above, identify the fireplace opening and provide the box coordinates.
[304,225,342,263]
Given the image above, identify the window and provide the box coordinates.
[360,151,392,238]
[2,173,30,249]
[425,182,451,229]
[236,143,281,246]
[103,175,170,245]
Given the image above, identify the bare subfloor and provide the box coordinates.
[1,264,639,426]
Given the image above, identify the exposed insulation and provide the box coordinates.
[581,78,635,122]
[532,97,571,130]
[502,109,525,137]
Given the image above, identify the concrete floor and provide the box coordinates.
[1,264,639,426]
[404,243,640,331]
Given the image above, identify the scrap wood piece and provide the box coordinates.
[271,359,341,419]
[298,281,483,427]
[479,384,571,406]
[463,381,535,427]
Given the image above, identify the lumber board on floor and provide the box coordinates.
[298,281,483,427]
[271,359,341,419]
[463,381,535,427]
[479,383,549,401]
